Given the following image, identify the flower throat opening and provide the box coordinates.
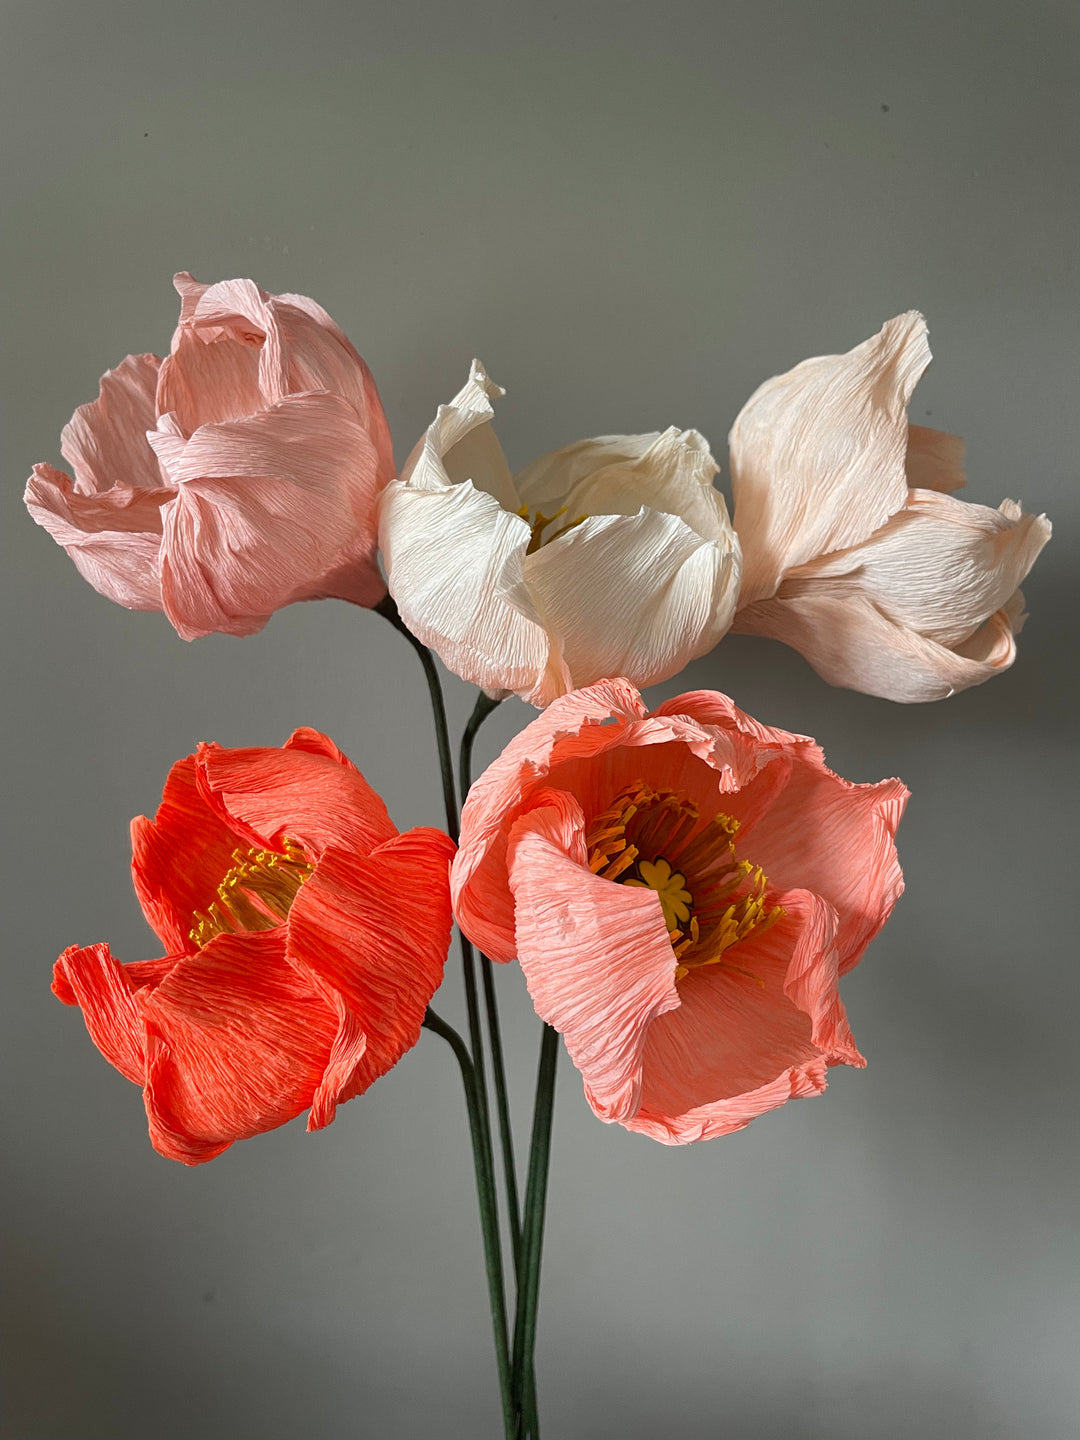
[585,782,783,980]
[190,838,312,948]
[516,503,587,554]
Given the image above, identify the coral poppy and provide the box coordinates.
[452,680,907,1142]
[728,312,1051,702]
[25,273,395,639]
[379,361,741,706]
[53,729,455,1163]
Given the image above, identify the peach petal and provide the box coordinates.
[24,464,169,610]
[730,748,908,975]
[452,679,650,961]
[731,312,930,604]
[734,588,1024,704]
[59,352,163,494]
[787,491,1051,651]
[507,792,681,1123]
[156,327,264,435]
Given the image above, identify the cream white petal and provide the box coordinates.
[730,311,930,605]
[519,504,740,707]
[514,428,731,544]
[787,490,1051,649]
[401,358,519,510]
[380,477,553,696]
[734,589,1024,703]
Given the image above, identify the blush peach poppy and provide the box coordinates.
[25,274,395,639]
[452,680,907,1142]
[53,729,455,1164]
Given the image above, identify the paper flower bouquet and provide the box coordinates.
[26,273,1050,1437]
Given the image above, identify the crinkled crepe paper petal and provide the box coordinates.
[731,311,930,604]
[735,588,1026,703]
[52,944,176,1085]
[381,477,553,696]
[520,504,738,706]
[905,425,967,493]
[452,679,651,962]
[195,728,398,860]
[507,792,681,1123]
[629,889,859,1142]
[287,827,456,1128]
[780,491,1052,650]
[59,352,164,493]
[150,391,382,639]
[24,466,170,609]
[136,929,341,1165]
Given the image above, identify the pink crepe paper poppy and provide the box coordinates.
[53,729,455,1164]
[25,273,395,639]
[452,679,907,1143]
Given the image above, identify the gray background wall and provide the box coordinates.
[2,2,1077,1436]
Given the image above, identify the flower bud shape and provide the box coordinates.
[728,313,1050,702]
[25,274,395,639]
[379,362,741,707]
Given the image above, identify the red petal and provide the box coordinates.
[196,735,397,860]
[131,753,248,954]
[285,827,456,1127]
[53,943,178,1085]
[137,928,338,1165]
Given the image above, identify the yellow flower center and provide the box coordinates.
[189,837,313,949]
[585,783,783,981]
[516,503,588,554]
[625,857,693,930]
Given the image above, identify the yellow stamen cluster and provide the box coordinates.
[516,503,587,554]
[584,782,783,982]
[190,837,313,949]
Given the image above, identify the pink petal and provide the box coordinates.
[726,744,908,976]
[58,352,163,494]
[630,889,857,1142]
[731,312,930,604]
[507,792,681,1123]
[151,392,382,639]
[156,327,264,436]
[24,464,169,610]
[286,827,456,1128]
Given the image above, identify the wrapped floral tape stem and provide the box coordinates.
[512,1022,560,1438]
[461,690,524,1276]
[423,1009,515,1435]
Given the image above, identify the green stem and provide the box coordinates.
[512,1024,559,1439]
[375,595,458,840]
[379,598,513,1435]
[423,1011,515,1438]
[459,692,522,1278]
